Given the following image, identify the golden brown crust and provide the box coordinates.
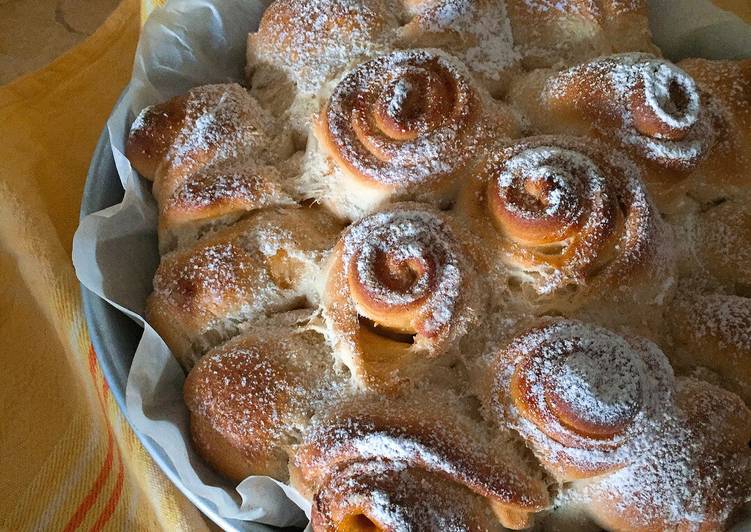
[669,292,751,405]
[184,320,346,483]
[321,203,482,391]
[505,0,656,69]
[147,207,341,369]
[126,84,294,250]
[577,378,751,532]
[677,58,751,205]
[126,92,189,181]
[292,399,550,530]
[456,135,673,319]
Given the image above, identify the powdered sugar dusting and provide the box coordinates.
[552,348,641,429]
[250,0,396,93]
[166,164,292,213]
[325,49,483,187]
[494,319,674,477]
[641,61,700,130]
[486,139,656,296]
[545,54,717,168]
[299,407,549,510]
[569,378,751,529]
[387,78,413,118]
[314,459,524,531]
[342,207,463,334]
[405,0,520,80]
[185,327,347,476]
[166,84,274,173]
[676,293,751,355]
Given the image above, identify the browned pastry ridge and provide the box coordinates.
[121,0,751,530]
[322,202,482,391]
[290,398,550,530]
[490,318,751,531]
[510,53,751,213]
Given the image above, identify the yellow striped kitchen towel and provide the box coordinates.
[0,0,206,529]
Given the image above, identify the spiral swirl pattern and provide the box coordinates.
[322,49,485,188]
[323,204,475,390]
[479,137,655,295]
[294,404,550,530]
[630,59,701,140]
[343,208,462,337]
[493,319,674,480]
[544,53,717,171]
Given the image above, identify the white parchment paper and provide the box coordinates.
[72,0,750,529]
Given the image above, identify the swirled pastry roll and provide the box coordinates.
[147,207,341,369]
[184,314,347,483]
[571,377,751,531]
[669,292,751,406]
[457,136,674,323]
[489,319,675,481]
[303,49,498,221]
[509,54,726,211]
[310,461,512,532]
[321,203,481,391]
[291,399,550,530]
[126,83,295,251]
[504,0,657,69]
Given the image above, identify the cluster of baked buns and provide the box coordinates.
[125,0,751,529]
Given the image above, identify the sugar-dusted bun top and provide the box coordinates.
[543,53,720,171]
[126,84,283,187]
[183,319,345,482]
[322,203,480,391]
[292,398,550,529]
[342,206,464,337]
[491,318,674,480]
[310,460,509,532]
[249,0,398,93]
[320,48,487,189]
[459,136,662,300]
